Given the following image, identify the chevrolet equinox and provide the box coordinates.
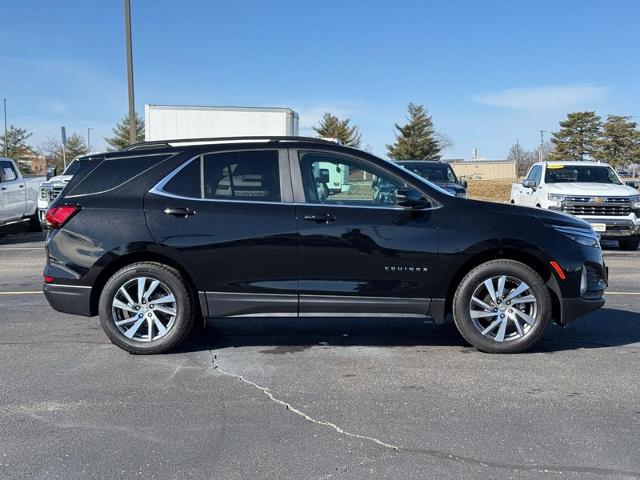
[42,137,607,354]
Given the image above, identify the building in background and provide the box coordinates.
[445,159,516,181]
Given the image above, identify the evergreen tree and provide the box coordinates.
[65,133,89,160]
[593,115,640,167]
[312,113,362,147]
[0,125,34,159]
[549,111,602,161]
[105,112,145,151]
[386,103,442,160]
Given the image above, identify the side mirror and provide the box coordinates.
[460,178,468,188]
[626,180,639,189]
[318,168,330,184]
[395,188,431,209]
[522,179,537,189]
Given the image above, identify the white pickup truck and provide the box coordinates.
[0,157,44,230]
[37,158,82,226]
[511,161,640,250]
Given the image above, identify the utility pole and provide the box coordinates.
[3,98,7,157]
[124,0,137,145]
[539,130,546,162]
[87,127,93,152]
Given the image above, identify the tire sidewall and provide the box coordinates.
[453,260,551,353]
[98,263,193,354]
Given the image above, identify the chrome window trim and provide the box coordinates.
[149,148,290,204]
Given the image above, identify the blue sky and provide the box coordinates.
[1,0,638,159]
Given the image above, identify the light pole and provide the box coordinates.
[87,127,93,152]
[124,0,137,145]
[3,98,7,157]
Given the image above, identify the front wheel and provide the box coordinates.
[98,262,195,354]
[452,260,551,353]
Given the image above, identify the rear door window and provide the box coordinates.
[159,150,282,202]
[204,150,280,202]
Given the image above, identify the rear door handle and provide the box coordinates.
[303,213,336,223]
[163,207,196,218]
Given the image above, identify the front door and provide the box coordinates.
[291,150,438,317]
[145,149,298,318]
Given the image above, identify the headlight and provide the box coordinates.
[39,186,51,200]
[630,195,640,209]
[548,193,566,203]
[553,225,600,248]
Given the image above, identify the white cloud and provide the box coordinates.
[472,84,609,110]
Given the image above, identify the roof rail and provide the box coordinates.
[123,136,337,151]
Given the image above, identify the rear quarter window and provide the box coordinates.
[65,154,172,197]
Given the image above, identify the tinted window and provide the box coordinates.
[66,154,170,196]
[403,163,457,183]
[298,151,406,207]
[163,158,201,198]
[204,150,280,202]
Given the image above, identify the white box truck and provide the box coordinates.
[144,105,299,141]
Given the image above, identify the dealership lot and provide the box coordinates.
[1,229,639,479]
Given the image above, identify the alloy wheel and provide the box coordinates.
[111,276,177,342]
[469,275,538,343]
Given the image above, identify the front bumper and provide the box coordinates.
[560,296,605,324]
[43,283,93,316]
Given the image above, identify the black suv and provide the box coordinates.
[43,137,607,354]
[396,160,467,198]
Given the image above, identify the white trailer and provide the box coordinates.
[144,105,299,141]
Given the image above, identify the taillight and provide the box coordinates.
[45,204,81,229]
[43,275,54,284]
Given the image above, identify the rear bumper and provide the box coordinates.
[43,283,93,316]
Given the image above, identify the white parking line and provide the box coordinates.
[0,247,44,251]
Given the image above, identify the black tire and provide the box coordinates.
[28,212,42,232]
[98,262,196,354]
[619,238,640,251]
[452,259,551,353]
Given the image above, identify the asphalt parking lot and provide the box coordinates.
[1,227,639,479]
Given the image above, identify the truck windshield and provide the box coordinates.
[544,165,621,184]
[402,163,458,184]
[63,160,81,176]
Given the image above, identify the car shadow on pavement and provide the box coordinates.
[172,307,640,354]
[0,227,45,245]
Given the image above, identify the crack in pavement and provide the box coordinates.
[210,351,640,478]
[211,352,399,451]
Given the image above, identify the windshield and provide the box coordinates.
[62,160,81,176]
[401,163,458,184]
[544,165,622,184]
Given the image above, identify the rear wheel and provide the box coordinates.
[98,262,195,354]
[619,238,640,251]
[452,260,551,353]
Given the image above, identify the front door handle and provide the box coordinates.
[163,207,196,218]
[303,213,336,223]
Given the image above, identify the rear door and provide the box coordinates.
[145,148,299,318]
[291,149,438,317]
[0,160,25,222]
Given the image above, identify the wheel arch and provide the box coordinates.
[438,247,561,324]
[88,250,207,320]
